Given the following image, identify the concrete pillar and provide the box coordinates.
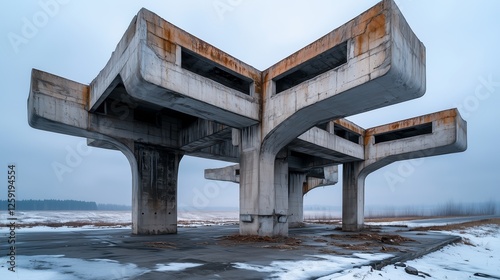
[239,126,289,236]
[132,143,182,235]
[342,162,366,231]
[273,149,289,234]
[288,173,306,227]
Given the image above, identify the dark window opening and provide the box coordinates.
[374,123,433,144]
[334,124,361,144]
[235,169,240,176]
[274,41,348,94]
[181,48,253,95]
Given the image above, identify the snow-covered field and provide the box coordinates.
[323,224,500,279]
[0,210,241,231]
[1,211,499,279]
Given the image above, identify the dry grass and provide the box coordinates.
[144,242,177,249]
[222,234,301,244]
[219,234,303,249]
[344,233,414,245]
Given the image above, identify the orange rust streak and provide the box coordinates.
[302,182,310,195]
[142,11,261,93]
[83,86,90,109]
[365,109,458,136]
[266,1,386,80]
[333,119,365,135]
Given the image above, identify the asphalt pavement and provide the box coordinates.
[6,223,463,279]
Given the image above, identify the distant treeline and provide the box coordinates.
[0,199,131,211]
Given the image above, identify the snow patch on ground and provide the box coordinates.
[0,255,148,280]
[233,253,393,279]
[155,262,203,272]
[0,255,205,279]
[321,224,500,279]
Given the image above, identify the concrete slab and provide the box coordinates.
[13,225,460,279]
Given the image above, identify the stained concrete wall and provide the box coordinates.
[89,8,261,128]
[260,0,426,156]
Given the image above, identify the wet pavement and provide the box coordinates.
[11,224,461,279]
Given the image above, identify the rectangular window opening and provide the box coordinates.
[334,124,361,144]
[374,123,433,144]
[181,48,252,95]
[274,41,348,94]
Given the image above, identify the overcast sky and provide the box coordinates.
[1,0,499,211]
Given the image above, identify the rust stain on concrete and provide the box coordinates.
[366,109,458,136]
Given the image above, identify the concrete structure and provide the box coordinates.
[205,164,338,227]
[28,0,466,236]
[206,110,467,230]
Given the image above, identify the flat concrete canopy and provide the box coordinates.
[28,0,466,236]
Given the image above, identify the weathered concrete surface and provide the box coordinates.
[259,0,426,156]
[90,9,261,128]
[342,109,467,231]
[28,0,466,237]
[134,144,182,234]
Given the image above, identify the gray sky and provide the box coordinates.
[1,0,499,211]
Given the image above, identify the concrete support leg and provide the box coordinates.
[342,162,366,232]
[239,126,289,236]
[288,173,306,227]
[132,143,182,235]
[272,150,289,234]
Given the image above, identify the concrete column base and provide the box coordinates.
[288,173,306,228]
[239,214,288,236]
[342,162,365,232]
[239,127,289,236]
[132,143,182,235]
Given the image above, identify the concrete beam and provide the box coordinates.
[304,166,339,195]
[180,119,232,153]
[187,139,239,163]
[204,164,240,184]
[290,127,364,163]
[28,69,183,148]
[342,108,467,231]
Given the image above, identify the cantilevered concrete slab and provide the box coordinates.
[342,108,467,231]
[28,0,465,237]
[90,9,261,129]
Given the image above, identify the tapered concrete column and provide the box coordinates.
[342,162,366,231]
[239,126,289,236]
[132,143,182,235]
[288,173,306,227]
